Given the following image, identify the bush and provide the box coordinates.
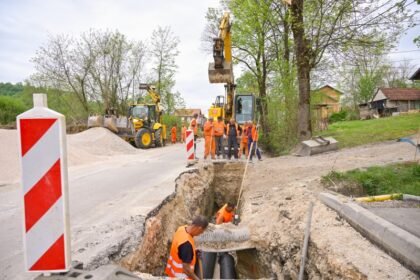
[0,96,28,124]
[328,111,347,123]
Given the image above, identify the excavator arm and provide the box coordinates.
[139,83,161,106]
[208,12,234,84]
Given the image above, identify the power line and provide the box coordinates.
[386,49,420,54]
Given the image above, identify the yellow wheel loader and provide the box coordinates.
[87,84,167,149]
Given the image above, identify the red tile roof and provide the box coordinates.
[379,88,420,101]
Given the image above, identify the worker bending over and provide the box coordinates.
[166,216,209,280]
[203,117,216,160]
[216,202,235,224]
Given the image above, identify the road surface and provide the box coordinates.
[0,141,204,280]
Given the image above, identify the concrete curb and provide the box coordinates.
[319,192,420,274]
[403,194,420,202]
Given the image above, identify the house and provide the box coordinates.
[312,85,342,119]
[370,88,420,116]
[174,108,204,126]
[409,68,420,81]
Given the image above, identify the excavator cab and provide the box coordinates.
[234,94,256,125]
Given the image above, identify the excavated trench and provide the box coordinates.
[119,162,326,279]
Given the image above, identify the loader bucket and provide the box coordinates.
[208,62,234,83]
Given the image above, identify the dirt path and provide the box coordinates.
[239,139,419,279]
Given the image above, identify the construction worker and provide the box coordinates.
[181,124,187,143]
[249,122,262,161]
[171,124,177,144]
[189,113,199,158]
[226,118,240,160]
[216,202,235,224]
[238,122,250,159]
[213,116,226,159]
[203,117,216,160]
[165,216,209,280]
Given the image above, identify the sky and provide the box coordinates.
[0,0,419,115]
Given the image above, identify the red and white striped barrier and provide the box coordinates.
[185,129,195,161]
[17,94,71,273]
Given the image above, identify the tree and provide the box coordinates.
[31,30,147,115]
[150,26,181,114]
[288,0,415,140]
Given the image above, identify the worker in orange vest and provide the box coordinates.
[249,122,262,161]
[181,124,187,143]
[216,202,235,224]
[165,216,208,280]
[189,113,199,158]
[238,122,250,159]
[203,117,216,160]
[171,124,177,144]
[213,116,226,159]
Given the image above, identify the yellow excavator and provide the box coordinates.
[87,84,166,149]
[208,12,257,124]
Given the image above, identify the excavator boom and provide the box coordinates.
[208,12,234,84]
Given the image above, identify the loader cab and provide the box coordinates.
[234,94,256,125]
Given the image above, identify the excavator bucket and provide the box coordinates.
[208,62,234,84]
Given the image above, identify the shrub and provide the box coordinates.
[328,111,347,123]
[0,96,28,124]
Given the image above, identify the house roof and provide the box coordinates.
[409,68,420,80]
[316,85,344,95]
[376,88,420,101]
[174,108,202,117]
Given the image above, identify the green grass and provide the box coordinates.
[317,113,420,148]
[323,162,420,196]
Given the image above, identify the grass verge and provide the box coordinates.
[322,162,420,196]
[316,113,420,148]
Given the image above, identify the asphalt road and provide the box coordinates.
[0,141,204,280]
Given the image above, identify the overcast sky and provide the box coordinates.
[0,0,419,115]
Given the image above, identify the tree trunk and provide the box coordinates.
[290,0,312,141]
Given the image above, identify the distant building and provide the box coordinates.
[312,85,343,119]
[312,85,343,130]
[370,88,420,116]
[409,68,420,81]
[174,108,204,126]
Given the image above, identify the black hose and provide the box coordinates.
[218,252,237,279]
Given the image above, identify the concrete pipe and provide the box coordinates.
[218,252,237,279]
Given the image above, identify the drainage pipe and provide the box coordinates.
[219,252,237,279]
[202,252,217,279]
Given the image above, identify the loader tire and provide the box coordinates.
[155,128,163,147]
[135,128,153,149]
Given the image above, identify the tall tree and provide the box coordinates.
[150,26,181,114]
[288,0,415,140]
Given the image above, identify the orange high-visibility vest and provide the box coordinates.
[166,226,197,279]
[203,121,214,137]
[213,121,225,137]
[216,204,234,223]
[241,125,249,143]
[189,118,198,135]
[252,125,258,141]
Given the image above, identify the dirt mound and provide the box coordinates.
[0,127,138,185]
[0,129,20,185]
[68,127,137,156]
